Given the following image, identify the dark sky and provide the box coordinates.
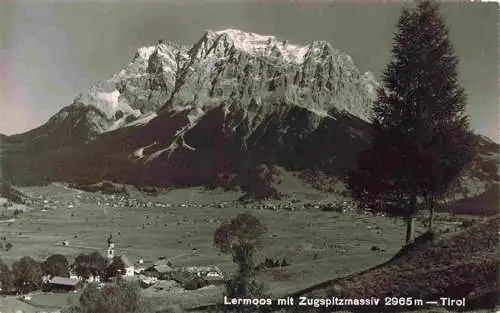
[1,0,498,142]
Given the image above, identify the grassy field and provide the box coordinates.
[0,182,482,313]
[0,292,80,313]
[296,215,499,313]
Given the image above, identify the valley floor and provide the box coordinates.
[0,183,482,313]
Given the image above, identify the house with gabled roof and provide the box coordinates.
[45,276,80,292]
[179,265,225,283]
[143,259,175,280]
[119,255,135,277]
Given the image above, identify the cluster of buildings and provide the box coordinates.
[43,235,224,292]
[0,183,34,205]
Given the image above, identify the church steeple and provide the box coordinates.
[107,233,115,260]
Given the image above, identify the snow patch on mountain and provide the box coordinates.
[167,29,378,125]
[187,107,205,126]
[126,112,158,127]
[135,46,157,60]
[54,29,379,138]
[71,41,187,125]
[94,90,122,115]
[209,29,309,63]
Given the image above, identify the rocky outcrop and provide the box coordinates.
[1,29,497,204]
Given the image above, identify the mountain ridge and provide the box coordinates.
[41,28,378,141]
[1,29,497,211]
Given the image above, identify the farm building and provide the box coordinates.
[45,276,80,292]
[119,255,135,277]
[69,271,101,283]
[204,271,225,284]
[176,266,225,285]
[180,266,224,278]
[144,261,175,280]
[139,276,158,288]
[133,258,150,274]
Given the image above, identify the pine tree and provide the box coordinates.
[347,0,476,244]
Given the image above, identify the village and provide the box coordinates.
[0,231,225,296]
[0,183,232,312]
[0,182,302,313]
[59,234,224,291]
[0,231,227,313]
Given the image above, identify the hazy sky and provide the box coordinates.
[1,0,498,142]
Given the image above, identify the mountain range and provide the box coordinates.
[1,29,498,209]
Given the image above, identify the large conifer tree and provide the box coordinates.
[347,0,476,244]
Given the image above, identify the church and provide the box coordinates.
[107,234,135,277]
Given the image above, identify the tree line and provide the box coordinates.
[0,252,127,295]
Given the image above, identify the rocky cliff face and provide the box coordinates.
[81,40,188,119]
[1,29,497,205]
[125,29,378,170]
[38,29,378,144]
[167,29,377,118]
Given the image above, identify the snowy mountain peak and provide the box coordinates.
[202,29,308,63]
[61,40,188,126]
[134,46,157,62]
[132,40,180,61]
[3,31,497,208]
[199,29,360,66]
[167,28,379,122]
[49,28,379,138]
[210,28,277,46]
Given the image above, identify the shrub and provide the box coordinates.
[4,242,12,251]
[12,209,23,216]
[461,219,476,228]
[183,276,208,290]
[65,280,144,313]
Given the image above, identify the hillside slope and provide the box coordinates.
[294,215,499,312]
